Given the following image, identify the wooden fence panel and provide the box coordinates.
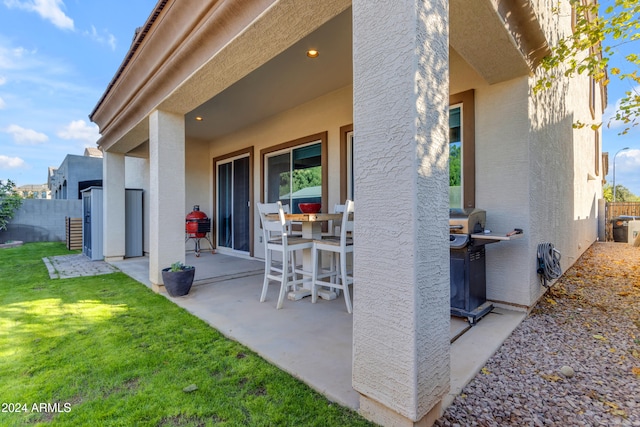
[604,202,640,241]
[66,217,82,250]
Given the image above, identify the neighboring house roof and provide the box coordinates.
[84,147,103,158]
[286,186,322,199]
[17,184,48,191]
[48,153,103,196]
[17,184,49,198]
[47,167,57,188]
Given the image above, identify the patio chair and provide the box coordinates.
[325,202,346,290]
[331,203,345,236]
[282,203,302,237]
[257,201,313,309]
[311,199,354,313]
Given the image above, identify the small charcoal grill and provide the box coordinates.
[449,208,493,324]
[185,205,214,257]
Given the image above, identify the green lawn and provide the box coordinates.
[0,243,373,426]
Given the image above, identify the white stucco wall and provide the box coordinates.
[352,0,450,423]
[470,0,603,308]
[475,77,533,306]
[473,74,602,308]
[148,110,187,285]
[526,0,603,304]
[186,141,211,216]
[103,152,126,261]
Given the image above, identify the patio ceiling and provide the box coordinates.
[182,0,546,143]
[94,0,546,153]
[184,8,353,141]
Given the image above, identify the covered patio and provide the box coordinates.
[88,0,591,423]
[111,251,526,411]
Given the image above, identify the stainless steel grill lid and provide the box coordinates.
[449,208,486,235]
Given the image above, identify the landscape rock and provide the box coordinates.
[436,243,640,426]
[560,365,574,378]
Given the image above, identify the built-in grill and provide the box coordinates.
[449,208,493,325]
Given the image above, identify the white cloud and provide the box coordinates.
[0,38,83,102]
[603,85,640,129]
[84,25,117,51]
[616,149,640,172]
[0,40,40,72]
[107,33,116,51]
[613,150,640,196]
[0,76,6,85]
[4,124,48,144]
[57,119,99,145]
[3,0,74,31]
[0,96,5,109]
[0,155,25,169]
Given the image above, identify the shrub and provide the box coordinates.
[0,179,23,231]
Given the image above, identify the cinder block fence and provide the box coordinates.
[0,199,82,243]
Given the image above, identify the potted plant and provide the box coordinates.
[161,261,195,297]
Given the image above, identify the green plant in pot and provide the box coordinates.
[161,261,195,297]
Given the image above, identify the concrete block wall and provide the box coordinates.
[0,199,82,243]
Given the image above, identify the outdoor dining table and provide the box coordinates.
[264,212,344,301]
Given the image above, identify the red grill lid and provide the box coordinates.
[186,205,208,221]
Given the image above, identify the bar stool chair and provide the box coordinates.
[326,202,346,291]
[257,201,313,309]
[311,199,354,313]
[331,203,345,236]
[282,203,302,237]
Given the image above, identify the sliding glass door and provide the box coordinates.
[217,155,250,253]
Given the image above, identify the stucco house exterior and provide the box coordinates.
[48,148,104,200]
[89,1,604,425]
[16,183,50,199]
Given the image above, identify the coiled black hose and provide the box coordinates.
[537,243,562,287]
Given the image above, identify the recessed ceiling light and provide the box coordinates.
[306,49,319,58]
[195,116,203,121]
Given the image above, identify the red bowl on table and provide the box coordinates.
[298,203,322,213]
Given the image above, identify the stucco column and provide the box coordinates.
[149,110,186,290]
[352,1,450,426]
[103,151,126,262]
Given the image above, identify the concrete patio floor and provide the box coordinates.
[111,251,526,412]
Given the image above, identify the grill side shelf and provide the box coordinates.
[471,231,524,241]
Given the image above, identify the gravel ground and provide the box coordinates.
[436,242,640,427]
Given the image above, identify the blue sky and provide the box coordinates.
[0,0,639,196]
[0,0,154,187]
[599,0,640,197]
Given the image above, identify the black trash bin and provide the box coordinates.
[612,216,640,242]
